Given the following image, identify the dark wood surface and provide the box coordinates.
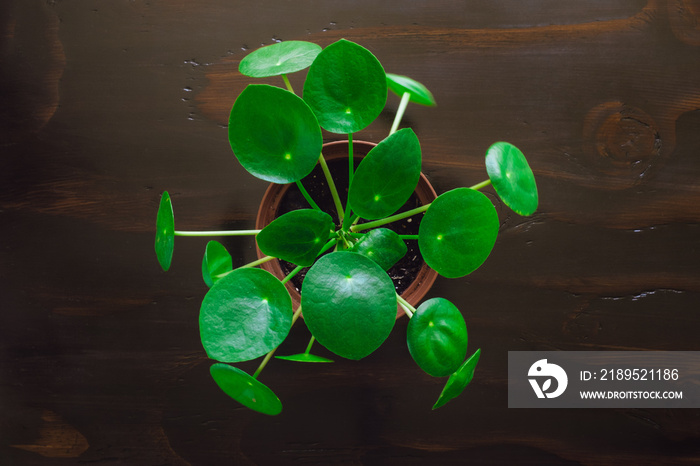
[2,0,700,464]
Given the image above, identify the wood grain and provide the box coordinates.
[1,0,699,464]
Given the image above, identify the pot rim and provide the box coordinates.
[255,139,438,318]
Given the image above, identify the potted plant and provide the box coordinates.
[154,39,538,415]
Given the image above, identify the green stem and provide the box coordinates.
[281,265,304,285]
[243,255,275,268]
[318,153,344,223]
[276,240,337,287]
[253,304,303,379]
[296,179,321,211]
[398,234,419,240]
[470,178,492,191]
[341,134,354,227]
[304,336,316,355]
[342,212,358,232]
[350,204,430,232]
[213,255,276,280]
[282,74,294,93]
[319,237,340,255]
[396,294,415,318]
[390,91,411,135]
[348,133,354,186]
[174,229,261,237]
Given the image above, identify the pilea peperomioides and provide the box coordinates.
[155,39,538,414]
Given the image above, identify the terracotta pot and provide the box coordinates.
[255,140,438,317]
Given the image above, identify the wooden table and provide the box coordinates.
[2,0,699,464]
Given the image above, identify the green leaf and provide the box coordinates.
[418,188,499,278]
[485,142,538,216]
[229,84,322,183]
[303,39,387,134]
[301,251,396,360]
[275,353,334,363]
[433,348,481,410]
[155,191,174,271]
[348,128,422,219]
[407,298,468,377]
[256,209,334,267]
[239,41,321,78]
[210,363,282,415]
[200,268,292,363]
[351,228,407,271]
[386,73,436,106]
[202,240,233,288]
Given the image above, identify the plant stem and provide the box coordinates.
[350,204,430,232]
[253,304,303,379]
[318,153,344,223]
[341,212,358,233]
[341,134,354,227]
[319,237,340,255]
[396,294,415,318]
[242,255,275,268]
[281,265,304,285]
[470,178,492,191]
[213,255,276,280]
[296,179,321,211]
[348,133,354,186]
[398,234,420,240]
[174,229,261,237]
[304,336,316,355]
[390,91,411,135]
[347,179,491,233]
[282,74,294,93]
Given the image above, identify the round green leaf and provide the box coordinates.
[256,209,334,266]
[210,363,282,415]
[202,240,233,288]
[348,128,422,220]
[200,267,292,363]
[303,39,387,134]
[386,73,436,107]
[301,251,396,360]
[407,298,468,377]
[275,353,334,363]
[419,188,499,278]
[155,191,174,271]
[351,228,407,271]
[433,348,481,410]
[239,41,321,78]
[229,84,322,183]
[485,142,538,216]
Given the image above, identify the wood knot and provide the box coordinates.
[668,0,700,47]
[582,101,662,188]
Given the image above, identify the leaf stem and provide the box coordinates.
[253,304,303,379]
[315,237,339,259]
[174,229,261,237]
[350,204,430,232]
[281,265,304,285]
[296,179,321,211]
[341,134,354,227]
[398,234,420,240]
[390,91,411,135]
[304,336,316,355]
[282,74,294,93]
[396,294,415,318]
[341,212,358,233]
[470,178,492,191]
[242,255,275,268]
[318,153,344,223]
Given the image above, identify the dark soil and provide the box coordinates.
[275,156,426,295]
